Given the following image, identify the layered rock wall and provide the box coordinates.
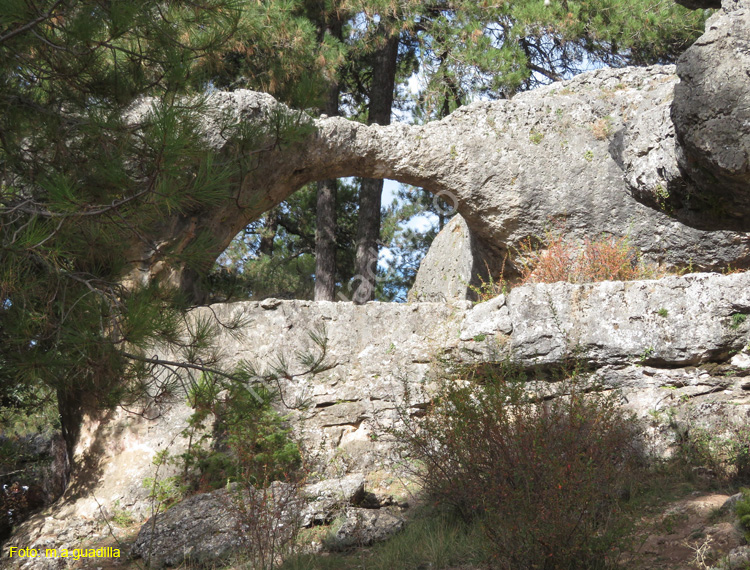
[6,272,750,566]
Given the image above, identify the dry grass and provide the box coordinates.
[517,230,667,285]
[591,117,614,140]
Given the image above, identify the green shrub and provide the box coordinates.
[731,312,748,329]
[668,408,750,487]
[398,362,646,570]
[736,488,750,541]
[179,374,302,493]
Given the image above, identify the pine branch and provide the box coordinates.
[0,0,66,46]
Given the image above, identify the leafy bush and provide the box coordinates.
[398,362,646,570]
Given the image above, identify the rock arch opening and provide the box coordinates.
[207,178,464,303]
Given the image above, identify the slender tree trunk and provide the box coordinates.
[354,31,399,304]
[314,17,343,302]
[315,85,340,301]
[315,178,337,300]
[258,211,278,257]
[57,387,83,464]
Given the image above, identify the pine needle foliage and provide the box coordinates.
[408,0,708,118]
[0,1,334,454]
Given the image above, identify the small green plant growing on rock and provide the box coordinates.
[529,130,544,145]
[731,313,748,329]
[640,346,655,362]
[467,257,509,302]
[110,501,137,527]
[654,183,671,212]
[658,308,669,318]
[584,149,594,162]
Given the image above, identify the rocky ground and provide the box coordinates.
[14,474,747,570]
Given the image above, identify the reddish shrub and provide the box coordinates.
[517,229,666,285]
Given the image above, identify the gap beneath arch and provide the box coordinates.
[207,179,455,303]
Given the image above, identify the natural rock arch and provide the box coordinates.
[127,65,750,300]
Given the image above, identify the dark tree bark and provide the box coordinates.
[258,211,278,257]
[314,85,341,300]
[354,30,400,304]
[57,387,83,465]
[314,17,343,302]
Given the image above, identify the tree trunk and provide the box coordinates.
[315,78,341,300]
[354,31,400,303]
[57,387,83,465]
[315,177,337,300]
[314,16,343,302]
[258,211,278,257]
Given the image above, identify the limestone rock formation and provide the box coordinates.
[408,215,494,301]
[301,474,366,526]
[672,0,750,223]
[6,271,750,568]
[128,64,750,296]
[507,272,750,367]
[128,475,400,567]
[130,487,249,568]
[329,508,405,549]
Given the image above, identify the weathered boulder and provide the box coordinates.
[726,545,750,569]
[300,474,366,527]
[328,507,405,550]
[672,0,750,223]
[129,475,399,566]
[408,215,493,301]
[130,487,247,568]
[130,482,304,569]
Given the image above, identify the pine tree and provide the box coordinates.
[0,0,337,455]
[409,0,706,117]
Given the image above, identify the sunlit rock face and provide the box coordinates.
[128,62,750,299]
